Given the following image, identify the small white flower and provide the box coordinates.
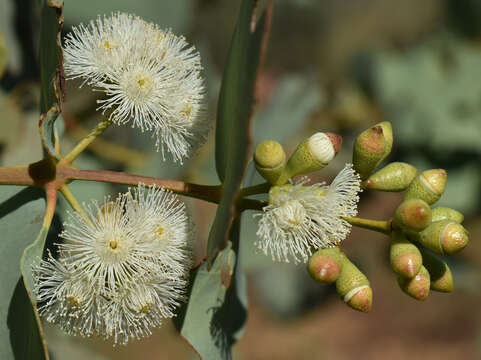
[63,13,208,163]
[256,164,361,263]
[33,185,193,344]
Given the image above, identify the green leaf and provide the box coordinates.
[176,220,247,359]
[0,187,49,360]
[209,0,272,262]
[38,0,64,158]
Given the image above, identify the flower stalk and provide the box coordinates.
[60,119,112,165]
[342,216,391,235]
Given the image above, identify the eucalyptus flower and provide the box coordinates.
[63,13,207,163]
[256,164,361,263]
[33,185,193,344]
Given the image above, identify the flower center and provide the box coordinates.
[122,69,155,103]
[276,200,307,229]
[67,295,80,307]
[102,39,118,54]
[109,239,119,250]
[139,303,152,314]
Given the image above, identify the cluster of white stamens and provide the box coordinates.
[33,184,193,345]
[256,164,361,263]
[63,13,207,163]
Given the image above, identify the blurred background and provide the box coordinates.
[1,0,481,359]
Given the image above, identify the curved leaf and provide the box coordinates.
[208,0,272,263]
[0,187,48,360]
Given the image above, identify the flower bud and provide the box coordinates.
[308,247,344,284]
[398,265,430,301]
[254,140,286,184]
[352,122,392,180]
[404,169,447,205]
[280,132,341,184]
[420,249,454,293]
[390,232,422,279]
[431,207,464,224]
[363,162,417,191]
[393,198,432,234]
[379,121,393,158]
[336,257,372,312]
[411,220,469,255]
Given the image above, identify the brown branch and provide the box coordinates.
[58,166,222,203]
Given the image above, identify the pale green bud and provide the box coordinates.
[404,169,447,205]
[420,249,454,293]
[254,140,286,184]
[398,265,430,301]
[411,220,469,255]
[363,162,417,191]
[336,256,372,312]
[393,198,432,234]
[390,232,422,279]
[277,132,342,184]
[431,207,464,224]
[352,122,392,180]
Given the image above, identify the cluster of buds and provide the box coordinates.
[307,122,469,312]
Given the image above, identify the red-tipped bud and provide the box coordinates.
[412,220,469,255]
[352,122,393,180]
[393,198,432,233]
[308,247,344,284]
[335,256,372,312]
[398,265,430,301]
[390,232,422,279]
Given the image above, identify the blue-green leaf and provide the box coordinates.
[208,0,272,263]
[38,0,64,158]
[0,187,48,360]
[177,219,247,360]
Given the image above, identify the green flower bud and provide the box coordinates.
[431,207,464,224]
[404,169,447,205]
[411,220,469,255]
[352,122,392,180]
[363,162,417,191]
[277,132,341,184]
[336,257,372,312]
[420,249,453,293]
[393,198,432,233]
[379,121,393,158]
[308,247,344,284]
[390,232,422,279]
[254,140,286,184]
[398,265,430,301]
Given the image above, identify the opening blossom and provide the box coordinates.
[256,164,362,263]
[63,13,207,163]
[34,185,193,345]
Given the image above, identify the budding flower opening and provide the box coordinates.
[255,164,361,263]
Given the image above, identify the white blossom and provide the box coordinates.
[63,13,208,163]
[33,185,193,345]
[256,164,361,263]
